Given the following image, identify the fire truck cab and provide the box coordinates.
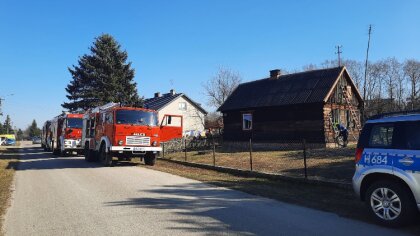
[81,103,182,166]
[50,113,84,156]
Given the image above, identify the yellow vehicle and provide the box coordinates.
[0,134,16,145]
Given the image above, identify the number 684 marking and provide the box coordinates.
[364,155,388,165]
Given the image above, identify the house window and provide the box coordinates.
[179,102,187,111]
[346,86,352,98]
[332,109,340,124]
[242,113,253,130]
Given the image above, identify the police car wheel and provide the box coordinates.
[366,181,417,227]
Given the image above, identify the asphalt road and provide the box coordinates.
[3,142,409,236]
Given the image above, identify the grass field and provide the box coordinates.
[163,146,355,183]
[0,146,19,236]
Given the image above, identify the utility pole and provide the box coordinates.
[335,45,343,67]
[0,94,14,117]
[362,25,372,120]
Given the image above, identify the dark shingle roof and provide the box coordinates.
[218,67,345,112]
[144,93,207,114]
[144,93,182,110]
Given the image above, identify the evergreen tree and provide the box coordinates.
[27,119,41,138]
[0,123,4,134]
[16,129,24,140]
[62,34,142,111]
[3,115,13,134]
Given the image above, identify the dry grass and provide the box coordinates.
[0,146,19,236]
[163,146,355,183]
[146,159,420,235]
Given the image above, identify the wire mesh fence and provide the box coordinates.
[161,136,355,184]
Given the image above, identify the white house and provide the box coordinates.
[144,89,207,136]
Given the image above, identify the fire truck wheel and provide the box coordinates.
[100,144,113,167]
[61,150,68,157]
[52,142,60,156]
[144,153,156,166]
[84,147,94,162]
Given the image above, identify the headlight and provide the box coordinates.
[118,140,124,146]
[152,141,157,146]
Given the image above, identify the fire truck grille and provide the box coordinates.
[126,136,150,146]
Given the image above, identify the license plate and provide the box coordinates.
[133,147,145,152]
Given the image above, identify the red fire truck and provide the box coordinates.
[81,103,182,166]
[50,113,84,156]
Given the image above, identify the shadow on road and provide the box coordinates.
[105,182,265,235]
[105,177,420,236]
[5,146,144,171]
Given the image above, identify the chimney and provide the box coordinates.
[170,89,175,95]
[269,69,281,80]
[154,92,161,98]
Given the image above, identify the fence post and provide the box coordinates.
[184,138,187,162]
[212,136,216,167]
[249,138,253,171]
[302,139,308,179]
[162,142,165,159]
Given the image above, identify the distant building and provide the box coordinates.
[144,89,207,136]
[218,67,363,146]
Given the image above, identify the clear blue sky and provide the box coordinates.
[0,0,419,129]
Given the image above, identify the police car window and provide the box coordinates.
[369,124,394,147]
[404,122,420,150]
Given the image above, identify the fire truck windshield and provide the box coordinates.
[116,110,158,126]
[67,118,83,128]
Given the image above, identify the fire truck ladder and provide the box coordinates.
[341,86,362,141]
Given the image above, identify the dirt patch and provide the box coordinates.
[0,147,19,236]
[145,159,420,235]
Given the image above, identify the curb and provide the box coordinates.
[158,158,353,190]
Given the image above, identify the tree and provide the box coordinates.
[203,67,242,109]
[3,115,13,134]
[343,60,364,92]
[16,129,24,140]
[403,59,420,110]
[27,119,41,138]
[62,34,142,111]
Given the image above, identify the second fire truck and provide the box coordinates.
[49,113,84,156]
[82,103,182,166]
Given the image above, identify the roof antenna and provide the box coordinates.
[335,45,342,67]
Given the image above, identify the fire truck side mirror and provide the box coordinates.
[168,116,172,125]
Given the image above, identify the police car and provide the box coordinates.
[353,112,420,227]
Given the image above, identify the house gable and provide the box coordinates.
[323,67,363,105]
[144,91,208,133]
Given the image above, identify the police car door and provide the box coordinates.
[359,123,395,172]
[392,121,420,186]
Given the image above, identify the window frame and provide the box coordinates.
[367,123,395,149]
[242,113,253,131]
[398,121,420,150]
[178,102,187,111]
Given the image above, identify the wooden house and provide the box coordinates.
[218,66,363,146]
